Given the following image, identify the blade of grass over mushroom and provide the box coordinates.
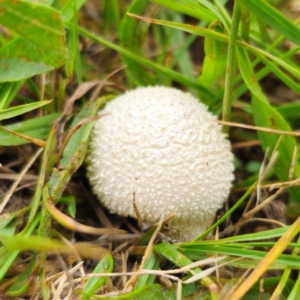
[73,24,214,95]
[82,253,114,299]
[238,0,300,46]
[120,0,153,86]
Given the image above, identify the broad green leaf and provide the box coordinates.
[0,0,67,55]
[0,0,68,80]
[238,0,300,46]
[0,113,59,146]
[0,100,51,121]
[0,39,55,81]
[82,254,114,299]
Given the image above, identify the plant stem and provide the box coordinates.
[222,1,241,133]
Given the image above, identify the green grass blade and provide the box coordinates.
[0,81,24,110]
[82,254,114,299]
[61,0,86,21]
[0,215,40,282]
[0,113,59,146]
[135,253,160,290]
[168,12,195,83]
[0,100,52,121]
[180,244,300,269]
[220,226,289,242]
[238,0,300,46]
[151,0,217,22]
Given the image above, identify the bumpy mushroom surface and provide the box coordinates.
[86,86,234,241]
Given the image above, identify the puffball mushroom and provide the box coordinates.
[86,86,234,241]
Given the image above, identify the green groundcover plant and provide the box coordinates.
[0,0,299,299]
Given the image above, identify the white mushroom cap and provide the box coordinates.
[86,86,234,241]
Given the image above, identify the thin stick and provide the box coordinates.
[218,120,300,137]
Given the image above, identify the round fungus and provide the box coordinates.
[86,86,234,241]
